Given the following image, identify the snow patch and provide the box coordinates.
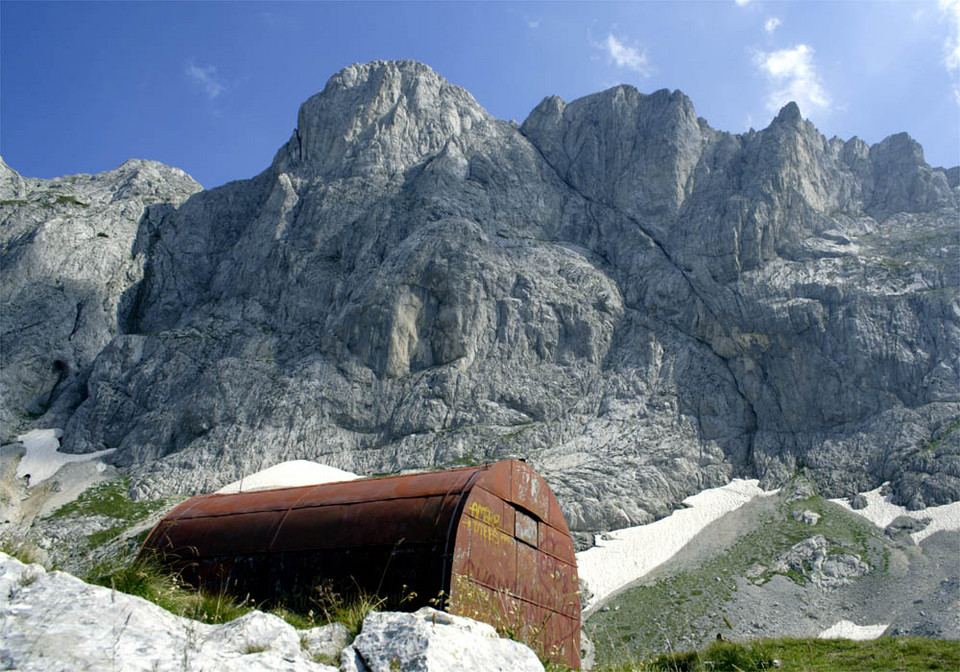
[14,428,114,487]
[216,460,359,493]
[576,479,773,611]
[818,620,888,640]
[830,485,960,544]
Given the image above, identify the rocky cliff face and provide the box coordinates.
[0,159,200,435]
[5,61,957,532]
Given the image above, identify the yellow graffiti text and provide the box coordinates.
[461,517,512,546]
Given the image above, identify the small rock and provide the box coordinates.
[885,515,930,543]
[202,611,302,658]
[785,477,818,502]
[299,622,349,663]
[792,510,821,525]
[850,494,868,510]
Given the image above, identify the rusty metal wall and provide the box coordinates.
[448,460,581,669]
[140,460,581,669]
[142,467,477,611]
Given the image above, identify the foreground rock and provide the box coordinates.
[0,553,542,672]
[0,553,337,671]
[6,60,960,532]
[341,608,544,672]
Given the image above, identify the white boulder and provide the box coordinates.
[341,607,544,672]
[0,553,336,671]
[0,553,549,672]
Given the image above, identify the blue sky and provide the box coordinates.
[2,1,958,189]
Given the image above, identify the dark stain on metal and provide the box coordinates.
[140,459,581,669]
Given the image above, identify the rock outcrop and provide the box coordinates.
[0,553,536,672]
[769,534,871,589]
[340,608,544,672]
[0,158,201,437]
[0,553,338,671]
[4,60,958,532]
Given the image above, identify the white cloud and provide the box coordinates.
[753,44,831,115]
[735,0,751,5]
[603,33,652,75]
[941,0,960,104]
[943,0,960,68]
[527,18,541,29]
[764,17,782,34]
[186,62,226,100]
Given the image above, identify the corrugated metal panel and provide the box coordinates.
[141,460,580,669]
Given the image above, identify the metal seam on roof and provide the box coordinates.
[168,490,475,519]
[265,482,326,551]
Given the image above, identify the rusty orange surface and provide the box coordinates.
[141,459,581,669]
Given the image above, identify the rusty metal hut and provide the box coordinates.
[140,459,581,668]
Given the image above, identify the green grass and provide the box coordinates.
[440,453,486,469]
[922,419,960,452]
[311,581,393,636]
[648,639,776,671]
[54,193,89,207]
[87,554,395,635]
[87,557,252,624]
[758,637,960,671]
[549,638,960,672]
[50,478,153,520]
[644,637,960,672]
[47,478,170,548]
[587,493,885,664]
[0,537,44,566]
[501,425,533,440]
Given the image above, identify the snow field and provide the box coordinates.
[215,460,359,493]
[14,428,114,487]
[830,485,960,544]
[817,620,889,640]
[575,479,772,612]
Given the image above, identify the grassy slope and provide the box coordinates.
[586,489,891,665]
[591,637,960,672]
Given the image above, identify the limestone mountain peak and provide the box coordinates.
[774,101,802,124]
[276,60,492,179]
[2,60,957,537]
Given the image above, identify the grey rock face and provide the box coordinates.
[9,60,960,531]
[0,159,201,438]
